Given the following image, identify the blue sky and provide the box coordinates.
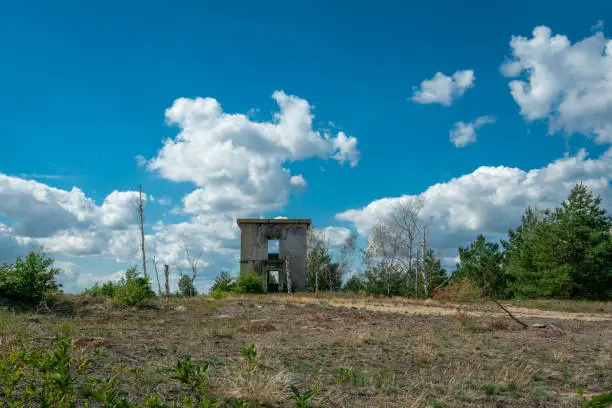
[1,1,612,292]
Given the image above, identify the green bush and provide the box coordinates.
[233,270,264,294]
[115,267,155,306]
[210,271,235,293]
[343,274,365,292]
[82,267,154,306]
[209,289,230,299]
[82,280,119,297]
[178,275,198,297]
[0,249,60,303]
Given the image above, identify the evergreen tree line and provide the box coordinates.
[452,184,612,300]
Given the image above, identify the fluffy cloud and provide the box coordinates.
[144,91,359,215]
[0,173,146,262]
[0,224,32,262]
[290,175,307,188]
[319,226,352,247]
[502,26,612,143]
[411,70,475,106]
[449,116,496,147]
[0,91,359,292]
[0,174,95,237]
[336,148,612,258]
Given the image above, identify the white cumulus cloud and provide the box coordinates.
[411,70,475,106]
[502,25,612,143]
[449,116,496,147]
[336,148,612,260]
[290,175,307,188]
[143,91,359,215]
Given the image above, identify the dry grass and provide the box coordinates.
[223,366,294,405]
[1,293,610,407]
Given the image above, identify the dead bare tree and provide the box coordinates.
[164,264,170,297]
[419,224,429,297]
[388,198,424,296]
[137,185,147,278]
[151,256,162,296]
[182,238,202,285]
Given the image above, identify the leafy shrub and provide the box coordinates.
[115,266,155,306]
[431,278,484,302]
[209,289,230,299]
[210,271,235,293]
[82,280,119,297]
[178,275,198,297]
[233,271,264,294]
[0,249,60,303]
[342,274,365,292]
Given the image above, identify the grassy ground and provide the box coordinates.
[1,294,610,407]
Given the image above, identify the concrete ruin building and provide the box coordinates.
[237,218,311,292]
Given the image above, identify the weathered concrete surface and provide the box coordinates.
[237,219,311,291]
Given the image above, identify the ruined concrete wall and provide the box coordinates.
[238,223,308,291]
[279,225,308,291]
[238,223,268,273]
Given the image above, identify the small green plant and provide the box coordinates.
[85,372,137,407]
[181,395,220,408]
[430,400,449,408]
[579,391,612,407]
[143,393,172,408]
[170,356,210,396]
[482,382,498,396]
[209,289,230,300]
[231,401,250,408]
[332,367,355,384]
[241,344,258,372]
[289,385,316,408]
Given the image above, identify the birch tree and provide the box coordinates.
[136,185,147,278]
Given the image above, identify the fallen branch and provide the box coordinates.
[490,299,529,329]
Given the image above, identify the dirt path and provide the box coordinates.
[269,295,612,322]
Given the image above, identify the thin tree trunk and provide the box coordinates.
[152,257,162,296]
[421,227,429,297]
[408,246,413,296]
[164,264,170,297]
[138,185,147,278]
[414,255,419,299]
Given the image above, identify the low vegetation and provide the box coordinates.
[83,266,156,306]
[0,250,59,305]
[0,294,610,407]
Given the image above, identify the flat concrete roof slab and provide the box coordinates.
[236,218,311,226]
